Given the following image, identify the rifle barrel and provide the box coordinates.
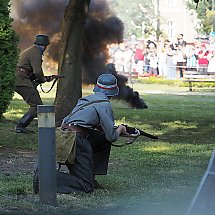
[52,75,65,79]
[139,130,158,139]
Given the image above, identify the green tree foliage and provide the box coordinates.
[0,0,19,120]
[108,0,156,39]
[187,0,212,35]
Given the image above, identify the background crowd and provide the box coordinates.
[108,34,215,80]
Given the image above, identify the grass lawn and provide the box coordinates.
[0,82,215,215]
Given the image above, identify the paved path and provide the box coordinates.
[143,90,215,96]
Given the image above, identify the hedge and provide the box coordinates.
[0,0,19,120]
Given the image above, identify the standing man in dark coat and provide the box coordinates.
[15,34,54,133]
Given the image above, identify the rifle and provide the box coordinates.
[111,124,158,147]
[33,74,65,93]
[124,125,158,139]
[48,75,66,80]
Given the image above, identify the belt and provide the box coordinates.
[61,123,89,136]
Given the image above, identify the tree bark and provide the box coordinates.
[54,0,90,126]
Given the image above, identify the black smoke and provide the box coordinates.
[82,0,124,83]
[11,0,148,109]
[83,0,147,108]
[104,64,148,109]
[11,0,67,61]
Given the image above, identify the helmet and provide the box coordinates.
[34,34,50,46]
[93,73,119,96]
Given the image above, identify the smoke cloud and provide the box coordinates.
[11,0,67,61]
[11,0,147,109]
[82,0,124,83]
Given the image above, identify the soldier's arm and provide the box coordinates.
[30,51,46,83]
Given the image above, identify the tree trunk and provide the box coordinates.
[54,0,90,126]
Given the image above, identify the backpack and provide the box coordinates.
[56,127,76,165]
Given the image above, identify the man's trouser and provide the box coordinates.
[56,130,111,194]
[177,62,186,78]
[15,86,43,126]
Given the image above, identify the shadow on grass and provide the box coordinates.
[0,92,215,215]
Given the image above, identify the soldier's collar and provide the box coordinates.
[35,44,45,55]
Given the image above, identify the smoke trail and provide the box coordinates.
[82,0,124,83]
[11,0,68,61]
[83,0,148,108]
[104,63,148,109]
[11,0,148,109]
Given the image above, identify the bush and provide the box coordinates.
[0,0,19,120]
[139,76,215,88]
[138,76,183,86]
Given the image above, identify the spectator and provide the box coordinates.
[147,42,158,76]
[145,41,157,74]
[123,45,134,74]
[175,34,187,47]
[185,44,197,71]
[207,45,215,73]
[158,42,168,77]
[113,44,125,73]
[175,44,187,78]
[164,40,177,80]
[134,42,145,74]
[197,43,209,72]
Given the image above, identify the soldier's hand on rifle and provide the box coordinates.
[124,124,158,139]
[116,124,128,136]
[45,76,55,82]
[120,124,140,137]
[45,75,65,82]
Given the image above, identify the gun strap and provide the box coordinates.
[64,99,110,121]
[111,135,139,147]
[39,78,58,93]
[111,130,158,147]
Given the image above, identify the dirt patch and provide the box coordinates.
[0,146,38,176]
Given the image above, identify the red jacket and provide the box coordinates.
[134,49,144,61]
[198,50,209,65]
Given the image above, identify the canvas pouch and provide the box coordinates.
[56,127,76,165]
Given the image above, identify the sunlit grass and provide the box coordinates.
[161,121,197,129]
[144,144,173,152]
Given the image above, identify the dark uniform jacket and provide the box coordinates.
[15,45,46,87]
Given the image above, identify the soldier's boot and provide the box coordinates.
[15,113,35,133]
[93,175,106,190]
[93,179,106,190]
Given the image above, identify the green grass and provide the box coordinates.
[0,83,215,215]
